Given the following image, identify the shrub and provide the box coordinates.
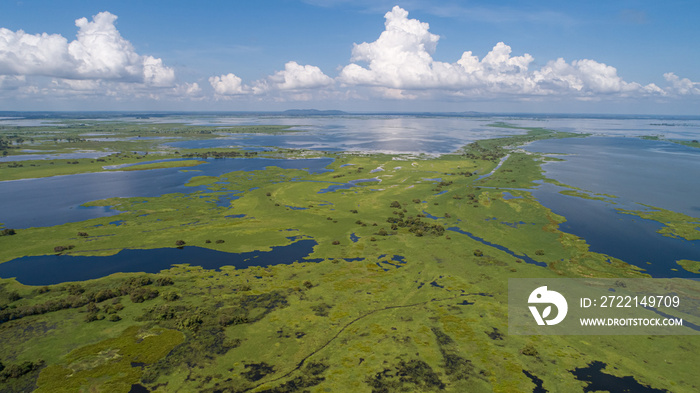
[7,291,21,302]
[93,289,116,303]
[163,292,179,301]
[332,240,340,245]
[179,314,204,331]
[0,229,15,236]
[216,239,225,244]
[84,312,100,322]
[473,249,483,257]
[65,284,84,296]
[0,361,43,380]
[535,249,545,256]
[521,344,539,357]
[311,302,332,317]
[389,201,401,208]
[129,288,159,303]
[175,240,186,247]
[53,245,74,253]
[121,276,152,289]
[155,277,174,286]
[77,232,89,237]
[303,281,313,289]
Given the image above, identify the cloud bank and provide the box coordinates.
[336,6,665,99]
[1,7,698,107]
[210,6,695,103]
[0,12,174,86]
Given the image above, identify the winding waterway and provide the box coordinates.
[1,114,699,280]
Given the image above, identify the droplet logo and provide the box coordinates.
[528,286,568,326]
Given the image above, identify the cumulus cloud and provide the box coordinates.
[209,73,246,95]
[267,61,334,90]
[210,61,333,100]
[4,5,698,106]
[338,6,669,99]
[0,11,174,86]
[664,73,700,95]
[251,61,333,95]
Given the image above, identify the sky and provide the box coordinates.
[1,0,699,114]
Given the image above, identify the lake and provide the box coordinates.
[525,137,700,277]
[1,114,699,279]
[0,157,333,229]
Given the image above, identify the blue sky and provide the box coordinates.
[1,0,698,114]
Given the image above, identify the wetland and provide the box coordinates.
[0,113,698,392]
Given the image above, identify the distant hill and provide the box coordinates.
[282,109,348,116]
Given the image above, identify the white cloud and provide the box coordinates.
[210,61,333,100]
[267,61,334,90]
[0,11,174,86]
[338,6,670,99]
[3,5,697,107]
[664,73,700,95]
[339,6,440,89]
[209,73,246,95]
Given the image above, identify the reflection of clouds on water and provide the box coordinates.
[164,115,521,154]
[514,117,700,140]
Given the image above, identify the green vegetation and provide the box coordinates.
[0,122,297,181]
[641,134,700,149]
[677,259,700,274]
[114,159,207,171]
[617,206,700,240]
[0,121,697,392]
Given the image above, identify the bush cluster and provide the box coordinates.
[385,215,445,237]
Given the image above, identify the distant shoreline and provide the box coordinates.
[1,110,699,121]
